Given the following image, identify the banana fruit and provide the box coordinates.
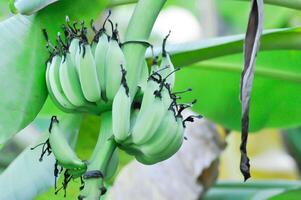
[94,33,110,97]
[75,44,101,102]
[49,116,87,170]
[47,55,76,110]
[105,28,126,101]
[59,53,86,107]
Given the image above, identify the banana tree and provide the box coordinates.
[1,0,301,199]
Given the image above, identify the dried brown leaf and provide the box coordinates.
[240,0,264,181]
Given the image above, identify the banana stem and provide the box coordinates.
[123,0,167,97]
[79,111,117,200]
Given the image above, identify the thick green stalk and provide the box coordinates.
[123,0,167,97]
[236,0,301,10]
[79,111,117,200]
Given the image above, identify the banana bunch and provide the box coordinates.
[112,35,200,164]
[44,14,126,115]
[40,14,200,199]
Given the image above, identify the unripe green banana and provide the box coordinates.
[104,149,119,180]
[48,55,75,110]
[69,38,80,66]
[135,153,157,165]
[95,33,110,96]
[105,38,126,101]
[138,78,159,113]
[112,85,131,143]
[75,44,101,102]
[131,96,166,145]
[158,118,184,159]
[137,60,149,92]
[160,32,175,88]
[135,118,184,165]
[159,53,175,88]
[49,116,86,170]
[139,110,178,157]
[59,53,86,107]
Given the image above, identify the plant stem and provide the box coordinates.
[123,0,167,97]
[235,0,301,10]
[79,111,117,200]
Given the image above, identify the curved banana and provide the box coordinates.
[95,33,110,96]
[160,33,175,88]
[138,78,159,113]
[75,44,101,102]
[157,118,184,160]
[135,118,184,165]
[112,85,131,143]
[48,56,75,110]
[137,60,149,92]
[131,97,166,145]
[159,53,175,88]
[105,37,126,101]
[69,38,80,67]
[49,116,87,170]
[139,110,178,157]
[59,53,86,107]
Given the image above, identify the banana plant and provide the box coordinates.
[1,0,301,199]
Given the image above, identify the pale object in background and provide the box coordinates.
[152,6,203,43]
[109,5,203,44]
[107,110,226,200]
[219,129,299,180]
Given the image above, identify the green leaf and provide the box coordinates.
[0,114,82,200]
[270,188,301,200]
[204,181,301,200]
[175,50,301,131]
[0,15,47,144]
[0,0,110,145]
[149,27,301,67]
[218,1,295,32]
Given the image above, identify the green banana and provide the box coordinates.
[49,116,87,170]
[69,38,80,67]
[137,60,149,92]
[135,117,184,165]
[159,53,175,88]
[59,53,86,107]
[112,85,131,143]
[138,77,159,113]
[131,96,166,145]
[95,33,110,96]
[159,32,175,88]
[139,110,178,156]
[47,55,75,110]
[105,32,126,101]
[157,118,184,160]
[75,44,101,102]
